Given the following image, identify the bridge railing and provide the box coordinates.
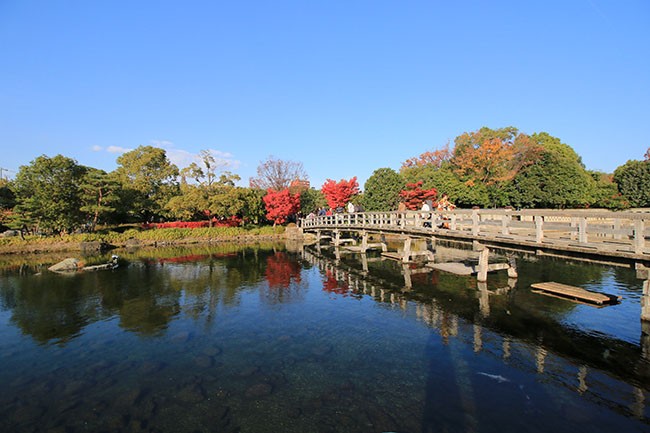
[301,209,650,255]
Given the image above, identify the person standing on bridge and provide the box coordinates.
[437,193,455,211]
[421,200,432,227]
[437,193,455,228]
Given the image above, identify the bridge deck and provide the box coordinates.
[301,209,650,264]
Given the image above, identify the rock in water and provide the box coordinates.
[48,258,80,272]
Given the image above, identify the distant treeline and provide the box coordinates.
[0,126,648,235]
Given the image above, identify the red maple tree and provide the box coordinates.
[263,188,301,225]
[321,177,359,209]
[399,181,437,210]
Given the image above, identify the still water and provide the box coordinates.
[0,242,648,433]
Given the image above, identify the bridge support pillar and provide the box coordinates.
[361,231,368,253]
[642,279,650,322]
[477,246,490,282]
[333,230,341,247]
[402,237,412,263]
[507,255,518,278]
[402,264,412,289]
[477,281,490,318]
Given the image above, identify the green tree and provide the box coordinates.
[242,188,267,225]
[613,159,650,207]
[113,146,179,222]
[401,164,490,208]
[80,168,119,230]
[589,171,629,210]
[299,188,327,215]
[508,133,594,208]
[11,154,86,234]
[0,179,16,230]
[165,183,206,221]
[362,168,405,211]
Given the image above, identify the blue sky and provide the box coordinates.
[1,1,648,188]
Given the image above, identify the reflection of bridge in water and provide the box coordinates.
[300,244,650,422]
[301,209,650,320]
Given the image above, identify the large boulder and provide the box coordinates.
[0,230,19,238]
[48,258,80,272]
[80,241,109,253]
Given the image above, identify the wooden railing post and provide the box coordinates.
[502,210,511,235]
[471,209,479,234]
[578,217,588,243]
[635,219,646,254]
[535,215,544,243]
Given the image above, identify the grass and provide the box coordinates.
[0,224,286,251]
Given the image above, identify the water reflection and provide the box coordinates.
[0,242,648,432]
[304,244,650,423]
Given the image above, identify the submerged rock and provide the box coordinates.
[244,382,273,398]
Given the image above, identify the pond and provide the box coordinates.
[0,241,648,433]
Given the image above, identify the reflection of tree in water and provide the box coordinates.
[260,252,304,305]
[322,269,350,296]
[7,274,98,345]
[95,262,182,337]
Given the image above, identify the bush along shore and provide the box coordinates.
[0,225,287,255]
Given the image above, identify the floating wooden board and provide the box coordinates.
[531,282,620,305]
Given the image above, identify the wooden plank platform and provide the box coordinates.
[381,252,404,261]
[531,282,620,305]
[428,262,476,275]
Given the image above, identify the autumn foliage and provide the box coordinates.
[399,181,437,210]
[265,252,302,289]
[451,129,540,186]
[321,177,359,209]
[322,269,350,296]
[402,143,452,169]
[143,217,241,229]
[263,188,301,225]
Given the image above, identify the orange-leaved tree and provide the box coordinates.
[399,181,437,210]
[321,177,359,209]
[263,188,300,225]
[401,142,452,169]
[451,127,540,186]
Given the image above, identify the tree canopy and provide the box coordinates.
[113,146,179,222]
[321,177,359,210]
[12,155,86,234]
[362,168,404,211]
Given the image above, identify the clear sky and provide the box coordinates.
[1,1,648,189]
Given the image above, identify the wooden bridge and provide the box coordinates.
[301,208,650,263]
[301,208,650,317]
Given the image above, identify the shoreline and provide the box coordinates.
[0,233,290,256]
